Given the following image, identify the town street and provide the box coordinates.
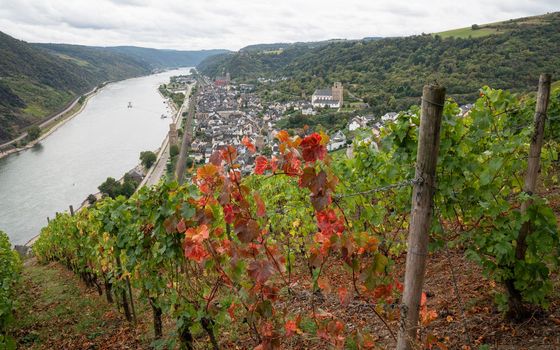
[141,84,193,187]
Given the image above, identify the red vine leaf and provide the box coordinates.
[176,218,187,233]
[254,192,266,217]
[255,156,268,175]
[227,302,237,320]
[223,204,234,224]
[285,319,299,337]
[300,133,327,162]
[185,224,209,243]
[248,259,275,284]
[242,136,256,153]
[184,242,208,262]
[276,130,290,143]
[235,218,260,243]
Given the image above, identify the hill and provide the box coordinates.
[197,12,560,116]
[0,34,227,144]
[46,45,230,69]
[239,39,357,53]
[0,33,151,144]
[435,12,554,39]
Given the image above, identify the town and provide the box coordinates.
[158,71,478,178]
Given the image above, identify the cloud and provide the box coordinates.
[0,0,557,50]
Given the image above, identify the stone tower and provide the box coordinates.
[332,82,343,106]
[169,123,179,147]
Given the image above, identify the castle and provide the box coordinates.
[311,82,343,109]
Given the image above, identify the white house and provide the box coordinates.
[327,130,347,151]
[348,116,368,131]
[381,112,398,122]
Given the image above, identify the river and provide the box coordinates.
[0,68,192,245]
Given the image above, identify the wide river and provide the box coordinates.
[0,68,192,245]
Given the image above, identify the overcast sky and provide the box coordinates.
[0,0,558,51]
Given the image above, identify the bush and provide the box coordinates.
[87,194,97,205]
[27,126,41,141]
[98,175,139,199]
[170,144,180,158]
[0,231,21,348]
[140,151,157,169]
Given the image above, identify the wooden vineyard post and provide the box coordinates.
[507,73,551,318]
[516,73,551,259]
[69,205,74,216]
[396,84,445,350]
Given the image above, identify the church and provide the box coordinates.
[311,82,343,109]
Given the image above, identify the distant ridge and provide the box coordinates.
[35,44,229,69]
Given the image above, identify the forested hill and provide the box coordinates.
[35,44,229,70]
[0,32,227,144]
[197,12,560,115]
[102,46,229,68]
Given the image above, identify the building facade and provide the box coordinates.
[311,82,343,109]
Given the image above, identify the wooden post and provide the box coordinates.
[516,73,551,259]
[175,86,196,184]
[47,217,50,224]
[396,84,445,350]
[506,74,551,319]
[69,205,75,216]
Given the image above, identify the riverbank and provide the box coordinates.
[0,85,107,161]
[21,84,192,249]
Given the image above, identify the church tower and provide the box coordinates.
[332,82,343,106]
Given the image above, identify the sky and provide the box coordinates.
[0,0,558,51]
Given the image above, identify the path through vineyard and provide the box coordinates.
[12,259,151,349]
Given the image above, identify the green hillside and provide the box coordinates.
[0,33,152,144]
[106,46,228,68]
[0,35,228,144]
[435,13,553,39]
[197,12,560,116]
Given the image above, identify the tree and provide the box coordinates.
[120,174,138,198]
[471,24,480,30]
[87,194,97,205]
[98,177,121,199]
[140,151,157,169]
[170,144,180,158]
[98,175,138,199]
[27,126,41,141]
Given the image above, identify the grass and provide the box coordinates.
[552,80,560,91]
[4,77,73,119]
[53,53,90,67]
[434,12,555,39]
[436,26,500,39]
[11,260,150,349]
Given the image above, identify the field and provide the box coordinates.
[436,26,500,39]
[434,13,552,39]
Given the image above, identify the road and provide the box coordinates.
[140,84,193,188]
[0,86,100,150]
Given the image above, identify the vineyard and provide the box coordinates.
[5,79,560,349]
[0,230,21,349]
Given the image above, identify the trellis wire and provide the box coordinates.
[335,177,423,199]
